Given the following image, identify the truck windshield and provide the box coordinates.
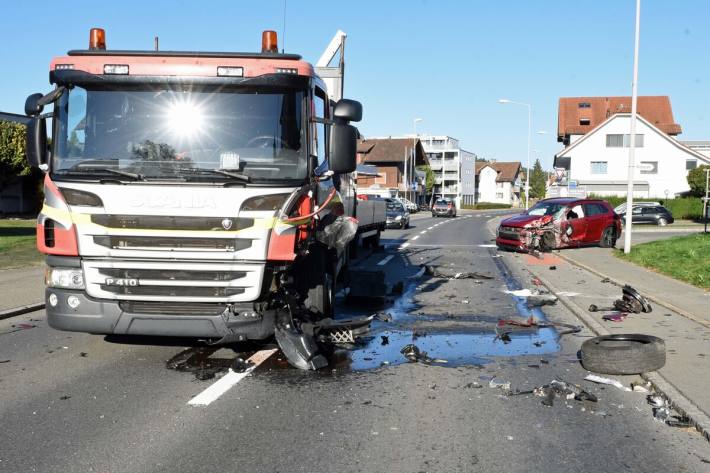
[53,85,306,182]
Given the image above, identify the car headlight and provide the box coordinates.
[45,267,85,290]
[395,215,402,221]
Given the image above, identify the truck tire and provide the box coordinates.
[303,245,334,319]
[580,334,665,375]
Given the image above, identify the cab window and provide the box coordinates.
[312,87,328,166]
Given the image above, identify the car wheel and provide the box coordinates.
[432,213,436,218]
[657,217,668,226]
[404,220,410,229]
[599,226,617,248]
[581,334,665,375]
[303,245,334,319]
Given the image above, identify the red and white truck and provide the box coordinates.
[5,28,385,369]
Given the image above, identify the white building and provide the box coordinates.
[475,162,522,206]
[419,135,476,207]
[554,114,710,197]
[681,141,710,161]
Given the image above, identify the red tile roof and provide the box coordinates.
[557,96,681,143]
[476,161,521,183]
[356,138,428,165]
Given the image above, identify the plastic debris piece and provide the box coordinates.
[374,312,393,322]
[602,312,628,322]
[585,374,632,392]
[489,378,511,391]
[400,344,447,365]
[631,381,651,393]
[425,265,493,280]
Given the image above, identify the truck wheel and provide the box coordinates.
[367,229,381,249]
[599,226,617,248]
[304,246,334,319]
[581,334,665,375]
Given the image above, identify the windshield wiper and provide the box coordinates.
[57,168,145,181]
[179,168,251,183]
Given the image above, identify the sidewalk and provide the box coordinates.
[0,266,45,312]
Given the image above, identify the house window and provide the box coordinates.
[640,161,658,174]
[496,192,504,199]
[590,161,608,174]
[578,102,591,108]
[496,182,503,189]
[606,134,644,148]
[579,118,591,125]
[686,159,697,170]
[606,134,623,147]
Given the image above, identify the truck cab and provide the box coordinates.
[17,29,363,367]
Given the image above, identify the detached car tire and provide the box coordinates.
[581,334,665,375]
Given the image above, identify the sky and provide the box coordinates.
[1,0,709,170]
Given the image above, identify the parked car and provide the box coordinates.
[385,198,410,229]
[613,201,660,215]
[618,205,674,226]
[432,198,457,217]
[496,198,621,252]
[396,197,419,213]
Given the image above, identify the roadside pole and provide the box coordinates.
[704,168,709,234]
[623,0,641,254]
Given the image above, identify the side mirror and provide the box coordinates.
[26,117,47,169]
[25,93,44,116]
[329,122,357,174]
[333,99,362,123]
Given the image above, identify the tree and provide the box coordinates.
[529,158,547,199]
[0,120,29,192]
[687,164,710,197]
[416,164,435,195]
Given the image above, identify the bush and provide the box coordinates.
[588,194,704,220]
[462,202,512,210]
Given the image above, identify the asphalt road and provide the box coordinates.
[1,210,709,472]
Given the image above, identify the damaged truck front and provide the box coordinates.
[12,29,366,369]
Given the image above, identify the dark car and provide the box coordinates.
[619,205,674,226]
[432,198,456,217]
[496,198,621,252]
[385,198,410,229]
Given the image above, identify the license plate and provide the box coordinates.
[104,278,140,286]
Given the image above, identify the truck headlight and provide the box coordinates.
[395,215,402,221]
[45,267,85,290]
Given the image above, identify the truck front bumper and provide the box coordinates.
[45,288,274,341]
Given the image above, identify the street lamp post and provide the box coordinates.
[499,99,532,209]
[623,0,642,254]
[412,118,423,204]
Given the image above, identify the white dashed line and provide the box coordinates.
[377,254,395,266]
[412,235,420,240]
[400,242,411,249]
[477,244,498,248]
[420,230,427,234]
[427,226,434,230]
[188,349,277,407]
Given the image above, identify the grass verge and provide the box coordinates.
[0,219,42,269]
[617,233,710,289]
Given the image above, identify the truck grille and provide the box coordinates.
[100,285,246,298]
[83,260,265,302]
[119,301,228,316]
[93,235,252,252]
[91,214,254,231]
[99,268,246,282]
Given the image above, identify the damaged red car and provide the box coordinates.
[496,198,621,252]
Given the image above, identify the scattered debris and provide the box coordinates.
[166,346,234,381]
[489,378,511,392]
[600,277,611,284]
[0,323,37,335]
[380,335,389,345]
[0,359,10,363]
[59,395,71,401]
[424,265,493,280]
[464,381,483,389]
[79,352,88,357]
[581,334,666,375]
[631,381,652,393]
[588,285,652,314]
[549,266,557,270]
[602,312,627,322]
[584,374,632,392]
[533,379,598,407]
[533,341,546,347]
[400,344,447,365]
[504,288,558,306]
[374,312,393,322]
[231,357,254,373]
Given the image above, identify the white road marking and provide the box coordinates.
[404,243,479,248]
[477,244,498,248]
[377,254,395,266]
[412,235,420,240]
[427,226,434,230]
[400,242,411,249]
[420,230,427,234]
[188,349,277,407]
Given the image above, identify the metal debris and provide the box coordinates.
[584,374,632,392]
[588,285,652,314]
[532,379,598,407]
[424,265,493,280]
[400,344,447,365]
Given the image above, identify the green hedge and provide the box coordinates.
[462,202,513,210]
[588,194,704,220]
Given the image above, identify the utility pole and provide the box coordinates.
[704,168,709,234]
[623,0,641,254]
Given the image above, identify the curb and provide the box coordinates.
[530,268,710,442]
[0,302,45,321]
[556,252,710,330]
